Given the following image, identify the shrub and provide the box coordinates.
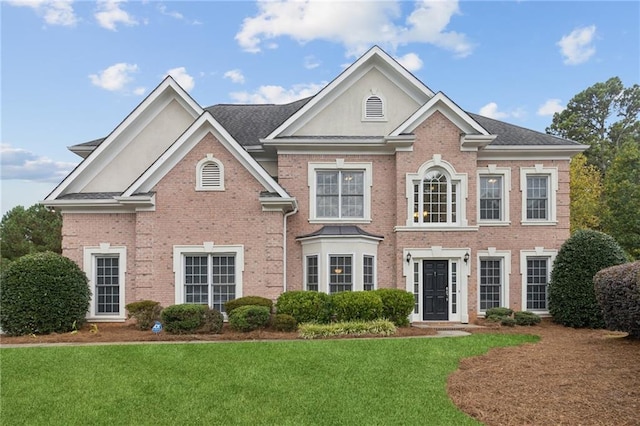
[201,308,224,334]
[331,291,383,322]
[485,307,514,322]
[276,291,332,324]
[271,314,297,332]
[549,230,627,328]
[594,261,640,338]
[500,317,516,327]
[224,296,273,315]
[514,311,541,326]
[228,305,271,332]
[298,319,396,339]
[125,300,162,330]
[161,304,207,334]
[0,252,90,336]
[375,288,414,327]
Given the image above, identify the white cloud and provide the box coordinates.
[89,63,139,92]
[133,87,146,96]
[230,82,325,104]
[557,25,596,65]
[95,0,138,31]
[304,55,320,70]
[537,99,564,116]
[478,102,528,121]
[166,67,195,92]
[0,143,77,182]
[395,52,423,71]
[158,4,183,20]
[7,0,77,26]
[224,69,246,84]
[235,0,473,58]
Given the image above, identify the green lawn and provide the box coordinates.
[1,334,537,425]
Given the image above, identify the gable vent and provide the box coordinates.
[201,162,221,187]
[365,95,384,119]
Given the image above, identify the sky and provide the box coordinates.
[1,0,639,216]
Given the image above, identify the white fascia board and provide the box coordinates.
[478,144,589,160]
[265,46,434,140]
[42,194,155,212]
[392,92,489,137]
[45,77,203,202]
[123,112,292,200]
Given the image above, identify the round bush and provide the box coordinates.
[500,317,516,327]
[228,305,271,332]
[202,308,224,334]
[161,304,207,334]
[594,261,640,338]
[549,230,627,328]
[276,291,332,324]
[331,291,383,322]
[514,311,542,326]
[224,296,273,315]
[0,251,90,336]
[271,313,297,332]
[375,288,414,327]
[485,307,514,318]
[125,300,162,330]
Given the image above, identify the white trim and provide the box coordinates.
[83,244,127,322]
[520,165,558,225]
[477,248,512,314]
[520,247,557,314]
[308,160,373,223]
[477,165,511,225]
[405,155,468,227]
[196,154,225,191]
[172,243,244,310]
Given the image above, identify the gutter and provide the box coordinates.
[282,202,299,293]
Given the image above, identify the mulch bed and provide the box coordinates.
[2,320,638,426]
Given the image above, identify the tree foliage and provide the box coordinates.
[569,153,603,233]
[547,77,640,173]
[0,204,62,261]
[602,141,640,259]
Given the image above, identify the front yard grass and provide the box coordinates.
[1,334,536,425]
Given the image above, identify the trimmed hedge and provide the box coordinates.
[126,300,162,330]
[271,313,297,332]
[161,304,207,334]
[514,311,541,326]
[202,308,224,334]
[549,230,627,328]
[276,291,332,324]
[298,319,396,339]
[485,307,514,322]
[331,291,383,322]
[0,252,90,336]
[375,288,414,327]
[224,296,273,315]
[594,261,640,338]
[228,305,271,332]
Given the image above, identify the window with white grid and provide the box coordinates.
[526,258,549,311]
[413,169,459,225]
[306,255,319,291]
[329,255,352,293]
[96,256,120,315]
[480,259,502,311]
[520,166,558,224]
[363,255,374,291]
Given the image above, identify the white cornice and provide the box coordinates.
[478,144,589,160]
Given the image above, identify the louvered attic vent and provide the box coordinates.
[201,162,221,187]
[364,95,385,120]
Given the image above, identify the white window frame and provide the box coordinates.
[363,255,375,291]
[520,165,558,225]
[305,254,320,291]
[405,155,469,228]
[362,91,386,122]
[196,154,225,191]
[478,165,511,225]
[83,243,127,322]
[173,243,244,312]
[308,160,373,223]
[520,247,557,314]
[477,248,511,315]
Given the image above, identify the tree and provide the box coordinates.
[547,77,640,173]
[0,204,62,261]
[602,141,640,259]
[569,153,603,233]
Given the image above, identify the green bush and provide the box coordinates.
[161,304,207,334]
[514,311,541,326]
[224,296,273,315]
[0,252,90,336]
[201,308,224,334]
[228,305,271,332]
[485,307,514,319]
[125,300,162,330]
[271,313,297,332]
[500,317,516,327]
[331,291,383,322]
[298,319,396,339]
[276,291,332,324]
[549,230,627,328]
[375,288,414,327]
[594,261,640,338]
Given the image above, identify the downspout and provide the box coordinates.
[282,202,298,293]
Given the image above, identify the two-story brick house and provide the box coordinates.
[44,46,586,324]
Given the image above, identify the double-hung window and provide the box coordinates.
[329,255,352,293]
[479,259,502,311]
[317,170,364,219]
[520,165,558,224]
[520,248,556,313]
[480,176,502,220]
[96,256,120,315]
[83,244,127,321]
[526,176,548,220]
[184,254,236,313]
[306,255,319,291]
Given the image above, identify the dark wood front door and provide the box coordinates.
[423,260,448,320]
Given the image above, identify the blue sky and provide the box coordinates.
[1,0,638,215]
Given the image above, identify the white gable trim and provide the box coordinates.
[122,111,293,201]
[45,76,203,201]
[265,46,434,140]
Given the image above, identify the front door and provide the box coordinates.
[423,260,448,320]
